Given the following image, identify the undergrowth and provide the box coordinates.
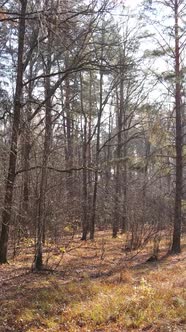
[0,234,186,331]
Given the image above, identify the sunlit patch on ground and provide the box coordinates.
[0,232,185,331]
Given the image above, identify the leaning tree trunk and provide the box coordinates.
[171,0,182,254]
[0,0,27,264]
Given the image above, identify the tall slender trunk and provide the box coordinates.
[113,84,123,238]
[81,123,88,240]
[171,0,182,254]
[105,111,112,189]
[0,0,27,264]
[80,73,89,240]
[20,64,33,237]
[88,73,93,225]
[20,120,31,235]
[34,28,52,270]
[64,58,74,206]
[63,0,74,205]
[121,130,127,233]
[90,67,104,240]
[142,137,151,222]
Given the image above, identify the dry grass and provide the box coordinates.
[0,231,185,331]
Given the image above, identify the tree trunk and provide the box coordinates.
[34,28,52,270]
[20,63,33,237]
[89,56,104,239]
[171,0,182,254]
[64,55,74,220]
[113,84,123,238]
[0,0,27,264]
[121,142,127,233]
[87,73,93,231]
[80,74,89,240]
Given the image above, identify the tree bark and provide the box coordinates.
[113,84,122,238]
[90,70,103,240]
[171,0,182,254]
[80,74,89,240]
[20,63,33,237]
[34,27,52,270]
[0,0,27,264]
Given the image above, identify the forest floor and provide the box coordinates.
[0,231,186,332]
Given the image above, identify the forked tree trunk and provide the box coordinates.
[0,0,27,264]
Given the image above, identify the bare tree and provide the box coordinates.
[0,0,28,263]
